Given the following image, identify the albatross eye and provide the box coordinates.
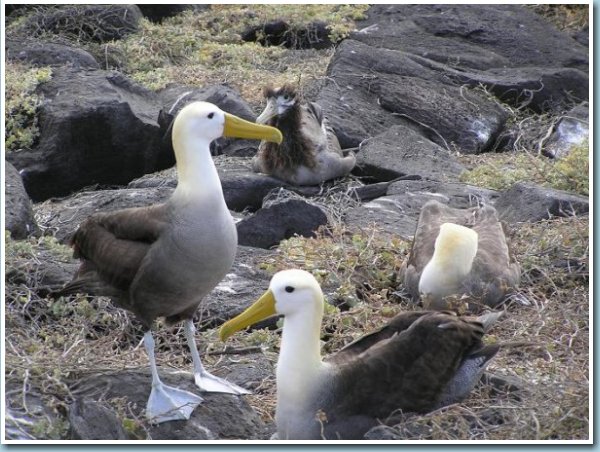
[207,112,215,119]
[285,286,295,293]
[283,95,289,101]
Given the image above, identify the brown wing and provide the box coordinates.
[64,204,169,294]
[466,205,521,306]
[328,311,486,418]
[328,311,429,365]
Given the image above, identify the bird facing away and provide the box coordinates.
[55,101,282,423]
[251,84,356,185]
[220,269,502,440]
[401,200,521,312]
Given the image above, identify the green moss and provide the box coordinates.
[460,141,589,196]
[5,63,52,152]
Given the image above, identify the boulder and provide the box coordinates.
[355,125,465,182]
[237,199,328,249]
[5,38,100,69]
[241,20,334,49]
[494,182,589,223]
[351,4,588,72]
[17,5,143,43]
[136,5,209,23]
[68,398,128,440]
[5,161,39,239]
[345,180,498,239]
[70,369,268,439]
[317,39,509,153]
[544,102,589,158]
[7,68,165,202]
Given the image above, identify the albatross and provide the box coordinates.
[220,269,503,440]
[252,84,356,185]
[401,200,521,311]
[55,101,282,423]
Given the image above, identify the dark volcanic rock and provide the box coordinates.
[237,199,328,249]
[345,180,498,239]
[7,68,165,202]
[241,20,334,49]
[5,161,39,239]
[494,182,589,223]
[352,4,588,72]
[5,38,100,69]
[136,4,209,23]
[17,5,143,43]
[544,102,589,158]
[68,398,128,440]
[355,125,465,182]
[317,39,509,153]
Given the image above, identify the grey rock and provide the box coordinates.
[7,68,164,202]
[5,161,39,239]
[137,4,209,23]
[352,5,588,72]
[345,180,498,240]
[68,398,128,440]
[5,38,100,69]
[17,5,143,43]
[544,102,589,158]
[494,182,588,223]
[237,199,328,249]
[71,369,267,439]
[317,39,509,153]
[355,125,465,182]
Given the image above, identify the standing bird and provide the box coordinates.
[220,269,502,440]
[55,102,282,423]
[252,84,356,185]
[401,200,521,311]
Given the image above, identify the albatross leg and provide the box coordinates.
[184,319,251,395]
[144,331,203,423]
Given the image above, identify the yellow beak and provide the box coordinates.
[223,113,282,144]
[255,99,278,125]
[219,289,277,341]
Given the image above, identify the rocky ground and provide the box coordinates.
[4,4,589,441]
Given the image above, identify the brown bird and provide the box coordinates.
[401,200,521,312]
[55,101,282,423]
[252,84,356,185]
[220,269,502,440]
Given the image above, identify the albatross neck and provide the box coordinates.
[172,135,225,203]
[277,306,325,392]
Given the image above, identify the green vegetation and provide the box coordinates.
[459,140,589,196]
[4,62,52,152]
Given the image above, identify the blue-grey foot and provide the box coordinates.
[184,319,251,395]
[146,381,203,423]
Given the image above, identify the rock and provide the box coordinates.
[71,369,268,439]
[5,38,100,69]
[317,39,509,153]
[5,161,39,239]
[7,68,165,202]
[454,66,589,113]
[345,180,498,239]
[572,26,589,47]
[199,246,277,331]
[157,84,259,157]
[136,5,209,23]
[544,102,589,158]
[352,5,588,72]
[237,199,328,249]
[241,20,334,49]
[68,398,128,440]
[355,125,465,182]
[494,182,589,223]
[17,5,143,43]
